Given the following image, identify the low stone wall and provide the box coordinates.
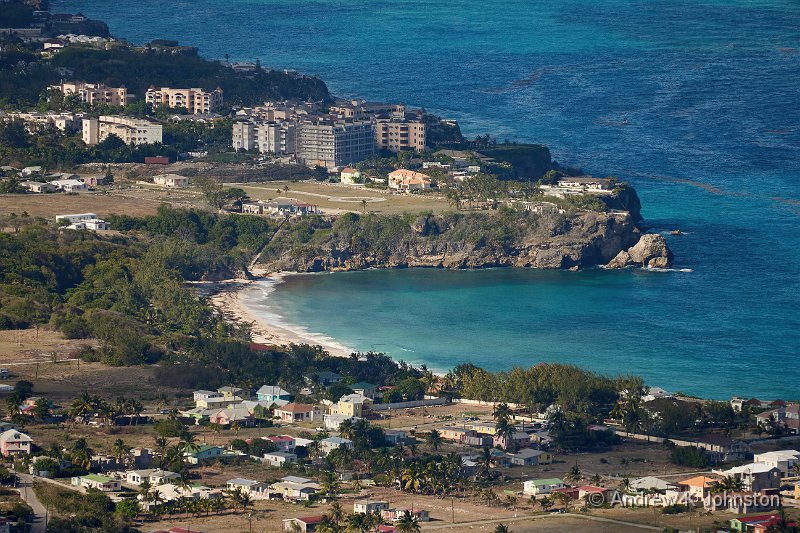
[371,397,448,411]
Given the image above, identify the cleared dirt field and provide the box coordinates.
[234,180,453,215]
[0,186,206,220]
[0,328,93,366]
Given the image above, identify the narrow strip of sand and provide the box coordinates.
[207,275,351,357]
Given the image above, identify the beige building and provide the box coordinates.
[50,82,128,106]
[387,169,432,191]
[374,117,426,153]
[146,86,223,114]
[297,119,374,168]
[232,120,297,154]
[82,116,163,146]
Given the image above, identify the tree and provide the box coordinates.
[425,429,443,451]
[196,176,227,211]
[112,438,128,466]
[539,495,553,512]
[70,438,94,469]
[565,464,582,484]
[396,511,421,533]
[115,498,139,520]
[494,524,511,533]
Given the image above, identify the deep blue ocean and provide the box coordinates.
[54,0,800,399]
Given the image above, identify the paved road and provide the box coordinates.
[16,474,47,533]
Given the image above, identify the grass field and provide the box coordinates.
[233,180,454,215]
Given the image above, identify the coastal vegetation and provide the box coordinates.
[0,41,330,110]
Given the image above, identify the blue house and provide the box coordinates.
[256,385,292,402]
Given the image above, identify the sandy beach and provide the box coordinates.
[207,274,351,357]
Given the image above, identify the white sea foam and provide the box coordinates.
[239,276,356,355]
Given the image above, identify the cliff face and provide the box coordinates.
[259,211,672,273]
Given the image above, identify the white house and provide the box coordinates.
[340,167,362,184]
[324,414,359,431]
[227,478,267,496]
[523,478,565,496]
[753,450,800,476]
[319,436,353,455]
[50,178,88,192]
[354,501,390,514]
[68,218,110,231]
[263,451,297,467]
[126,469,179,486]
[20,181,58,193]
[152,174,190,188]
[73,474,120,492]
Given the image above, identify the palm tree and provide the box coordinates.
[112,438,128,467]
[494,403,511,423]
[478,447,492,479]
[565,464,582,484]
[495,418,517,451]
[178,432,199,455]
[346,512,369,533]
[401,466,423,492]
[425,429,443,451]
[70,438,94,469]
[620,477,632,494]
[338,419,355,440]
[590,473,602,486]
[396,511,421,533]
[321,471,340,498]
[328,501,345,526]
[494,524,510,533]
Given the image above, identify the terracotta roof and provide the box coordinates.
[278,403,315,413]
[679,476,718,487]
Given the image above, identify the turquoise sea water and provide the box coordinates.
[54,0,800,399]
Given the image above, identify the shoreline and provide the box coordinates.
[206,273,353,357]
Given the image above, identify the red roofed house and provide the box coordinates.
[283,516,323,532]
[274,403,320,423]
[730,514,797,532]
[266,435,296,452]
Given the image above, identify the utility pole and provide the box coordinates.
[451,497,454,523]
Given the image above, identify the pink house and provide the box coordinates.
[275,403,319,423]
[0,429,32,456]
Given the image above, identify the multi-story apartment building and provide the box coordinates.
[82,115,162,146]
[329,99,402,120]
[145,87,224,114]
[50,82,128,106]
[232,120,297,154]
[7,112,83,133]
[374,117,426,153]
[297,119,375,168]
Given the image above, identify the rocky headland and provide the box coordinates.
[257,210,672,273]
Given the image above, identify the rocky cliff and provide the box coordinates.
[258,211,672,273]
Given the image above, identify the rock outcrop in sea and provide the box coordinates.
[259,211,673,273]
[605,233,673,269]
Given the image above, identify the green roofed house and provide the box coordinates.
[522,478,565,496]
[72,474,121,492]
[184,445,223,465]
[350,382,378,399]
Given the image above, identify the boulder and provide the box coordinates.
[627,234,673,268]
[605,250,634,269]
